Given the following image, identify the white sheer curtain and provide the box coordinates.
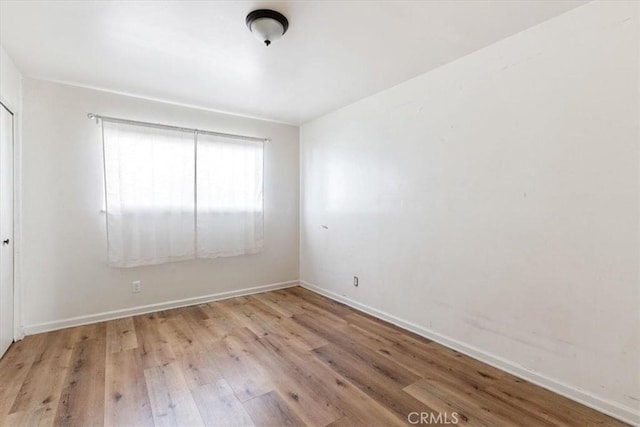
[103,121,195,267]
[196,133,264,257]
[102,120,264,268]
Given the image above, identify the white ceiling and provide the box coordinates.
[0,0,586,125]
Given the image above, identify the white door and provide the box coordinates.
[0,102,14,358]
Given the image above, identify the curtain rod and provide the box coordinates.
[87,113,270,143]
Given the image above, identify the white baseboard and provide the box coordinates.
[300,280,639,426]
[23,280,299,336]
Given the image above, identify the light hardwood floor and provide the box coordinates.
[0,286,626,426]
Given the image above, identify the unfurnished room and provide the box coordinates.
[0,0,638,426]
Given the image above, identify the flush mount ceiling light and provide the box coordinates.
[246,9,289,47]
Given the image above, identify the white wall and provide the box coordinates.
[21,78,299,330]
[0,46,21,111]
[301,1,638,423]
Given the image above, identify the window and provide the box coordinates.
[102,120,263,267]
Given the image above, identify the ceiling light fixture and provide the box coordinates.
[246,9,289,47]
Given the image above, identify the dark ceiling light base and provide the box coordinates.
[246,9,289,47]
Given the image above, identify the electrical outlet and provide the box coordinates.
[354,276,359,287]
[132,280,142,293]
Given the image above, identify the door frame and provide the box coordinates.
[0,96,22,342]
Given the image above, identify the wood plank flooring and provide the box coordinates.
[0,286,627,426]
